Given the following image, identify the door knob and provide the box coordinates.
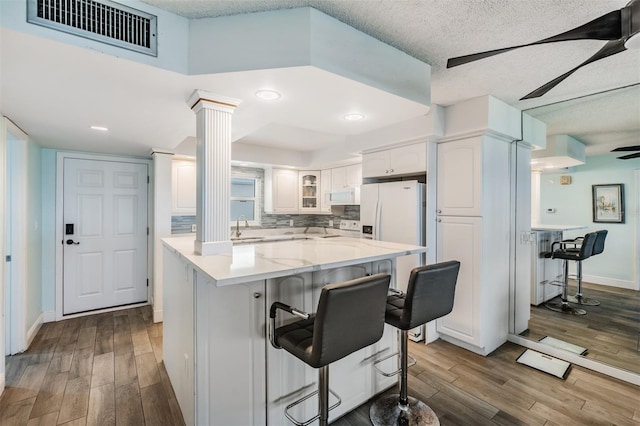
[66,239,80,245]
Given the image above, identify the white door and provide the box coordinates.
[63,158,148,315]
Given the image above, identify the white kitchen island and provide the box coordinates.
[162,235,427,426]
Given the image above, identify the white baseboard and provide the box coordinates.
[26,312,44,349]
[43,310,56,323]
[153,308,163,323]
[582,274,637,290]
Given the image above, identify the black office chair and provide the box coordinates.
[370,261,460,426]
[545,232,597,315]
[565,229,607,306]
[270,273,391,426]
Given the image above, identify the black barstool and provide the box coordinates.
[544,232,597,315]
[566,229,607,306]
[269,273,391,426]
[370,261,460,426]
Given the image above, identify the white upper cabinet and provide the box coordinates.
[265,168,299,214]
[436,138,482,217]
[362,142,426,178]
[299,171,320,212]
[331,164,362,189]
[320,169,332,213]
[171,159,196,215]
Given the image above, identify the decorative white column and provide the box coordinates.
[187,90,241,256]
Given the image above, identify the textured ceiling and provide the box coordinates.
[2,0,639,158]
[139,0,640,155]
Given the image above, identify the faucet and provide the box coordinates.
[235,215,249,237]
[303,226,310,234]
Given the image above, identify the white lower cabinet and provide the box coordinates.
[164,257,398,426]
[435,215,509,355]
[435,216,482,347]
[162,247,195,426]
[531,230,563,306]
[195,274,266,426]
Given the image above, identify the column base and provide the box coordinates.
[195,239,232,256]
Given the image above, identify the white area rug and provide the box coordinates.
[516,349,571,379]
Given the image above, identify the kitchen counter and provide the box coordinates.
[162,235,427,425]
[531,224,587,231]
[162,235,426,286]
[529,225,586,306]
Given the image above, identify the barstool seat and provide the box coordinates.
[545,232,597,315]
[270,273,391,426]
[370,260,460,426]
[564,229,607,306]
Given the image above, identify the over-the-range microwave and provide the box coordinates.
[329,187,360,205]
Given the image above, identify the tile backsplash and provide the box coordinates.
[171,206,359,234]
[171,166,360,234]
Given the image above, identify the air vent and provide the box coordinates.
[27,0,157,56]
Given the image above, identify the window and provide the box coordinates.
[230,175,260,226]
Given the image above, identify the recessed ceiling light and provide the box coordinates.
[90,125,109,131]
[344,113,365,121]
[255,90,281,101]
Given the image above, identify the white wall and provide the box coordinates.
[0,118,7,392]
[41,149,57,316]
[26,140,43,331]
[539,154,639,289]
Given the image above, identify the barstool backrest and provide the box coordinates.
[311,273,391,368]
[577,232,598,259]
[401,261,461,329]
[592,230,608,255]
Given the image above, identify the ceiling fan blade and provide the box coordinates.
[446,10,622,68]
[520,39,627,100]
[618,152,640,159]
[611,145,640,152]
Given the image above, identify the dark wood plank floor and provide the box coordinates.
[0,306,184,426]
[2,305,639,425]
[335,340,640,426]
[522,281,640,373]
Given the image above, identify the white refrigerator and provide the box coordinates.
[361,180,426,340]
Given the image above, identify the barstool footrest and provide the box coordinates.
[372,352,417,377]
[284,388,341,426]
[544,300,586,315]
[567,295,600,306]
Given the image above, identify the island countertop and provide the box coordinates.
[531,224,587,231]
[162,235,427,286]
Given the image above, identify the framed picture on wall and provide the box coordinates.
[592,184,624,223]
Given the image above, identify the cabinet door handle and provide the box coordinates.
[389,169,394,173]
[253,292,261,299]
[436,218,442,222]
[437,209,442,214]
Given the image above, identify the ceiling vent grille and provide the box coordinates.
[27,0,157,56]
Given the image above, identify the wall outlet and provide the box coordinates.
[328,220,333,228]
[191,224,196,232]
[289,219,294,227]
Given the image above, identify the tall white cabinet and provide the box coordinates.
[436,135,511,355]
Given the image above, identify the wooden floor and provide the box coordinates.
[2,305,639,425]
[0,306,184,426]
[335,340,640,426]
[522,281,640,373]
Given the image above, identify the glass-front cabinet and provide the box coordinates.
[299,171,320,212]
